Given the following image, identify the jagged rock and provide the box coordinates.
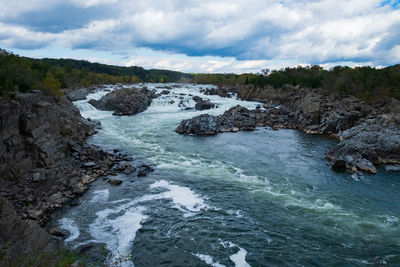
[202,87,235,98]
[326,113,400,173]
[176,114,220,135]
[176,105,290,135]
[89,86,156,116]
[0,198,61,263]
[192,96,215,110]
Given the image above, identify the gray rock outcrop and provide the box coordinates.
[192,96,215,110]
[89,86,156,116]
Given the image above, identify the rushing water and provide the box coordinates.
[59,83,400,266]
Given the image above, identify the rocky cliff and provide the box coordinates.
[0,91,99,261]
[0,87,157,263]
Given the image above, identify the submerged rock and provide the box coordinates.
[108,179,123,185]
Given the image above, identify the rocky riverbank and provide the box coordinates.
[176,85,400,174]
[0,87,154,263]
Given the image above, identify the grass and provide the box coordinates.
[0,247,84,267]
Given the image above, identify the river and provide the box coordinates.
[58,83,400,266]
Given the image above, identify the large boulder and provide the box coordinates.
[192,96,215,110]
[202,87,234,98]
[176,114,220,135]
[326,113,400,173]
[65,88,88,101]
[89,86,156,116]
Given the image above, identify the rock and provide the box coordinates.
[82,161,96,168]
[176,114,220,135]
[137,165,154,177]
[0,198,61,263]
[385,165,400,172]
[82,174,97,184]
[89,86,156,116]
[192,96,215,110]
[326,113,400,174]
[49,227,68,237]
[32,172,42,182]
[114,163,136,175]
[176,105,268,135]
[160,90,170,95]
[203,87,234,98]
[65,89,88,101]
[108,179,122,185]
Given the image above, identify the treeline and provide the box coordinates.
[2,48,399,101]
[0,49,191,97]
[193,65,400,101]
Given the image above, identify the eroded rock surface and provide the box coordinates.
[89,86,156,116]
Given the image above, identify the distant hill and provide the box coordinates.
[0,48,192,97]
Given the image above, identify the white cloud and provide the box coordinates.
[0,0,399,72]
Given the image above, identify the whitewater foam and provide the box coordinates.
[90,189,110,203]
[149,179,210,216]
[220,241,251,267]
[194,253,226,267]
[59,218,80,243]
[89,205,148,267]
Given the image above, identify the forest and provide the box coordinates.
[193,64,400,101]
[1,48,399,101]
[0,49,191,97]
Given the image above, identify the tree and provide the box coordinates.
[43,72,62,96]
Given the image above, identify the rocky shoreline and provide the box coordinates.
[0,86,154,263]
[176,85,400,174]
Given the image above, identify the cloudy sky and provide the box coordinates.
[0,0,399,73]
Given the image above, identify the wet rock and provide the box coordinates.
[203,87,234,98]
[89,86,156,116]
[385,165,400,172]
[65,89,88,101]
[108,179,123,185]
[137,165,154,177]
[326,113,400,174]
[49,227,68,237]
[176,114,220,135]
[160,90,170,95]
[114,163,136,175]
[176,105,274,135]
[192,96,215,110]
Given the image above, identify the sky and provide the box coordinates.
[0,0,399,73]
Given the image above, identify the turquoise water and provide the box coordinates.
[59,84,400,266]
